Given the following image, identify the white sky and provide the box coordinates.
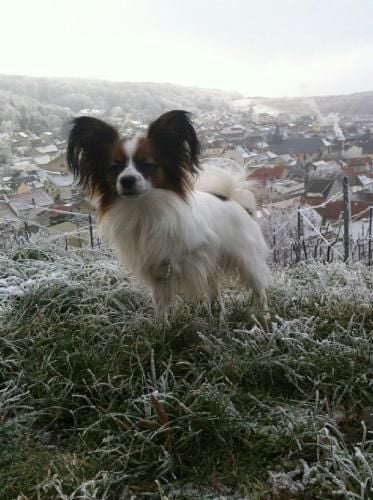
[1,0,372,97]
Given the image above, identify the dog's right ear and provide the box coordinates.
[67,117,120,196]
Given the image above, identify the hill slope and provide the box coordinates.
[0,242,372,499]
[0,74,239,134]
[257,92,373,117]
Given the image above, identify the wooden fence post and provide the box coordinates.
[369,206,373,266]
[88,213,94,248]
[272,229,277,264]
[343,177,351,262]
[296,207,301,263]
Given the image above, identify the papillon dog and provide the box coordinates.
[67,110,271,314]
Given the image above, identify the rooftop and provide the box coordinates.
[270,136,325,155]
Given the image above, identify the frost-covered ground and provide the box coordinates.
[0,242,372,499]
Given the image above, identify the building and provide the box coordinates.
[34,153,68,174]
[46,173,74,201]
[224,146,257,168]
[362,142,373,158]
[247,164,288,186]
[0,200,20,230]
[304,179,342,205]
[219,125,246,142]
[270,136,331,163]
[270,179,304,198]
[3,189,54,216]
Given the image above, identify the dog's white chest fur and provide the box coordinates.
[98,187,271,309]
[99,191,216,294]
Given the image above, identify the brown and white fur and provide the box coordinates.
[67,110,271,314]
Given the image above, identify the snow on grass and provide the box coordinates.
[0,241,372,499]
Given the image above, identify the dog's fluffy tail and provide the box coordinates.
[195,163,257,215]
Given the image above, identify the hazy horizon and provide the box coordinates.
[1,71,373,101]
[2,0,372,98]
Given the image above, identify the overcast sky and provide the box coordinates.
[1,0,372,97]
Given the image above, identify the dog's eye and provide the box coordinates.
[136,161,157,173]
[111,162,126,174]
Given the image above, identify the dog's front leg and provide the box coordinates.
[151,281,172,323]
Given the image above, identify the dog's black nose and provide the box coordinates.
[120,176,136,189]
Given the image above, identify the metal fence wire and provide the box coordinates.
[1,177,372,266]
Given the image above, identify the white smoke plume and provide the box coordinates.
[304,98,344,140]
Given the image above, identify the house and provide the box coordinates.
[270,179,304,198]
[263,197,303,210]
[274,154,297,167]
[3,189,54,216]
[16,182,32,194]
[245,134,264,148]
[270,136,330,163]
[34,153,68,174]
[349,175,373,193]
[257,113,274,125]
[247,164,289,202]
[316,195,373,222]
[18,172,45,191]
[0,200,20,230]
[224,146,257,168]
[343,145,363,159]
[202,139,225,158]
[342,157,372,175]
[28,203,81,228]
[254,141,270,151]
[33,144,58,156]
[40,132,55,145]
[46,173,74,201]
[247,164,288,186]
[10,160,35,173]
[34,155,53,168]
[304,178,342,205]
[307,160,343,179]
[219,125,246,142]
[204,146,225,158]
[362,142,373,158]
[0,175,15,194]
[15,132,31,147]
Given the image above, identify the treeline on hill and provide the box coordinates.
[0,74,240,136]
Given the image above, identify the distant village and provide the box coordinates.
[1,103,373,247]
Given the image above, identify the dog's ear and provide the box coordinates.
[147,110,201,177]
[67,116,120,196]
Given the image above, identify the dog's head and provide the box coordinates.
[67,110,201,211]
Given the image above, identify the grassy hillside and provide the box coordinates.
[0,242,372,499]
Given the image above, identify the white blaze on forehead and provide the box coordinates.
[122,134,144,158]
[119,135,144,180]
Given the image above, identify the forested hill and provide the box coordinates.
[0,74,240,135]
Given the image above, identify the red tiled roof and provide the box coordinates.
[247,165,287,184]
[316,200,371,220]
[342,167,373,178]
[347,157,372,167]
[342,167,360,177]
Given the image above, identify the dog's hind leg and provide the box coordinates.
[235,256,271,314]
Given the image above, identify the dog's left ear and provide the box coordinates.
[147,110,201,177]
